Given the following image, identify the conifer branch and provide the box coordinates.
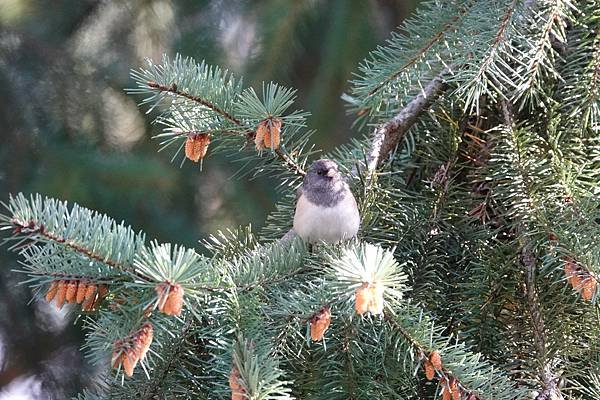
[133,57,308,178]
[146,81,241,125]
[145,81,307,176]
[137,318,195,399]
[501,100,563,400]
[366,2,474,97]
[11,218,128,272]
[363,69,449,175]
[522,246,564,400]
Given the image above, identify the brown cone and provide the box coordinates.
[264,118,281,149]
[163,284,184,316]
[429,350,442,370]
[451,384,461,400]
[66,280,78,303]
[229,366,245,399]
[581,276,597,301]
[355,283,370,315]
[122,349,138,377]
[137,323,154,360]
[45,281,59,302]
[84,284,97,302]
[98,284,109,299]
[76,280,88,304]
[185,133,211,162]
[255,122,268,151]
[55,280,67,309]
[442,387,452,400]
[424,360,435,381]
[310,307,331,341]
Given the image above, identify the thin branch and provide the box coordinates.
[358,69,449,177]
[147,81,307,177]
[147,81,241,125]
[274,148,306,176]
[10,219,152,283]
[384,312,482,400]
[522,246,564,400]
[139,317,196,399]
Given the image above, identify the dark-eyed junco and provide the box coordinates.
[293,159,360,244]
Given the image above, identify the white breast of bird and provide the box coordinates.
[293,193,360,244]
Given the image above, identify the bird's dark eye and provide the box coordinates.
[317,170,324,175]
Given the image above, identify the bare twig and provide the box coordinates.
[274,148,306,176]
[356,69,449,179]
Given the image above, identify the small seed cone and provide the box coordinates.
[310,307,331,341]
[45,281,59,302]
[429,350,442,370]
[564,260,577,287]
[264,118,282,149]
[76,281,88,304]
[229,366,241,391]
[355,283,370,315]
[84,284,97,302]
[255,122,268,151]
[55,280,68,309]
[185,133,211,162]
[571,273,583,291]
[424,360,435,380]
[367,282,384,314]
[581,276,597,301]
[81,284,98,311]
[122,349,139,377]
[82,296,97,311]
[163,284,184,316]
[137,323,154,360]
[229,366,245,400]
[263,129,271,149]
[97,284,109,300]
[66,280,78,303]
[231,391,245,400]
[451,384,461,400]
[442,387,452,400]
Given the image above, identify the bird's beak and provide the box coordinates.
[326,169,337,178]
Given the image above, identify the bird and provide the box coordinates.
[293,159,360,244]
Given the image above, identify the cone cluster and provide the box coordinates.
[564,257,597,301]
[111,322,154,377]
[255,118,282,151]
[310,306,331,341]
[440,376,461,400]
[155,282,184,316]
[185,133,211,162]
[45,279,108,311]
[423,350,443,381]
[229,365,246,400]
[354,282,384,315]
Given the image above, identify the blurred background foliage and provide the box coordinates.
[0,0,418,398]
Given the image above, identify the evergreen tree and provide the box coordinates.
[1,1,599,399]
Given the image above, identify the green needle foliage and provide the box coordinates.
[1,0,599,399]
